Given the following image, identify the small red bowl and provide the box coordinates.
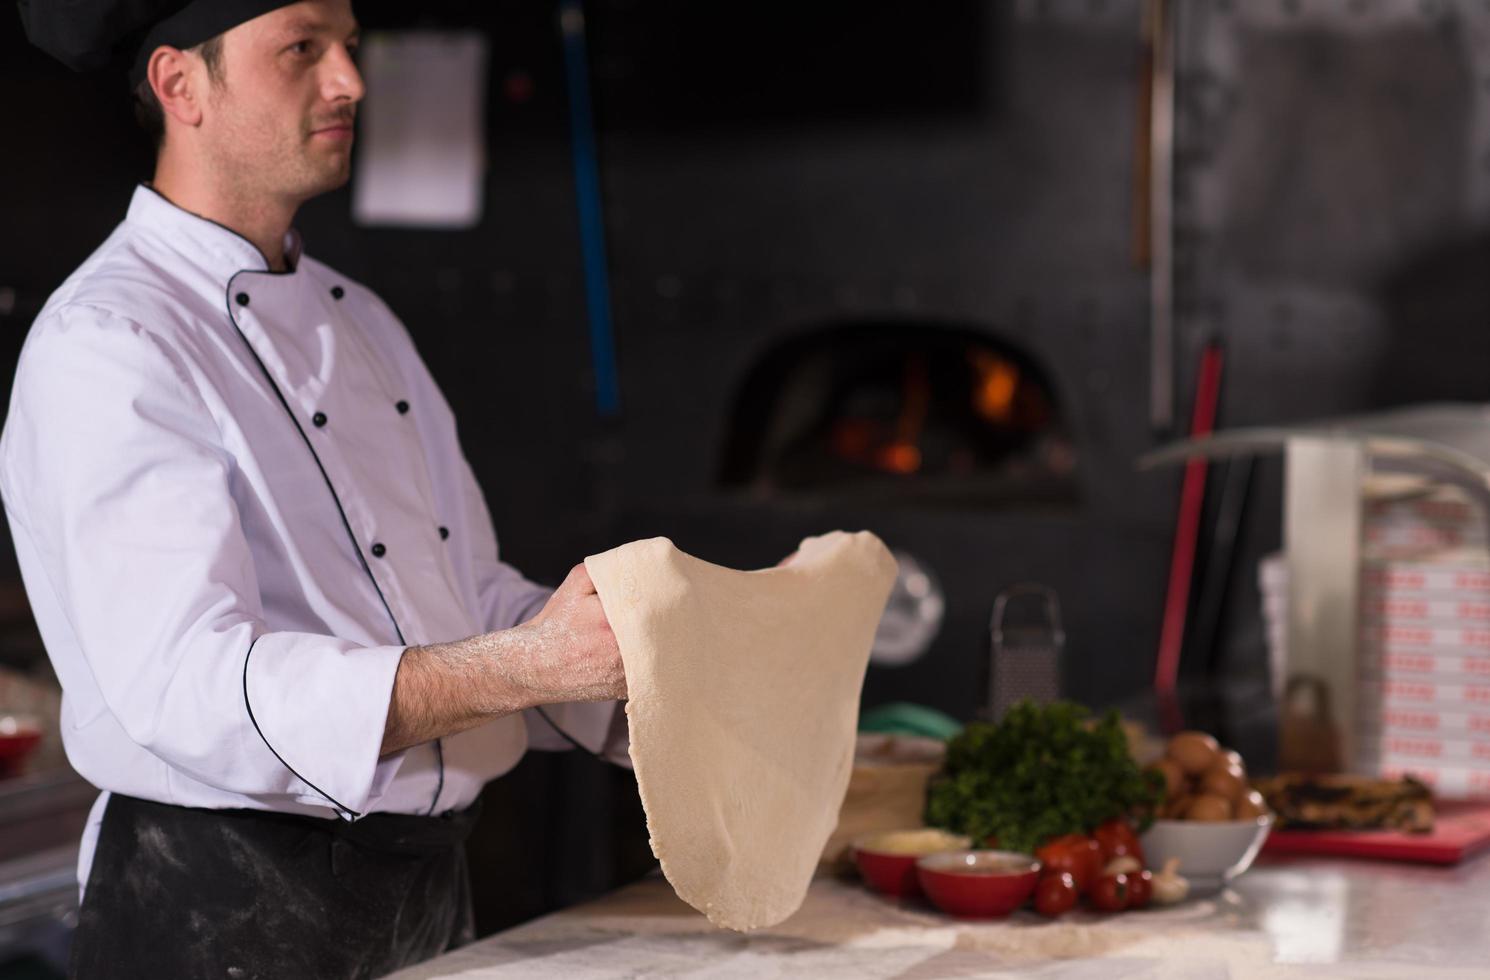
[854,846,921,898]
[852,830,971,898]
[915,850,1041,918]
[0,717,43,779]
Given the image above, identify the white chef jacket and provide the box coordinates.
[0,185,616,890]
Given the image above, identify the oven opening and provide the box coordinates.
[717,321,1078,507]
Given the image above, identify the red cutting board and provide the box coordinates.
[1261,802,1490,864]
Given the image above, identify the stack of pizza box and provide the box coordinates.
[1261,486,1490,799]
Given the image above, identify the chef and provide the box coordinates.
[5,1,628,976]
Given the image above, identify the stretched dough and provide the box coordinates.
[585,531,897,931]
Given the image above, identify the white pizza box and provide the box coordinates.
[1359,623,1490,654]
[1367,762,1490,800]
[1358,705,1490,739]
[1356,734,1490,768]
[1358,649,1490,682]
[1360,596,1490,626]
[1358,678,1490,710]
[1361,559,1490,599]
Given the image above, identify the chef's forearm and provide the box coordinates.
[379,629,535,756]
[381,566,625,756]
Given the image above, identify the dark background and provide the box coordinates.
[4,0,1489,938]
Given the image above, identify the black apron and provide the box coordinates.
[70,793,482,980]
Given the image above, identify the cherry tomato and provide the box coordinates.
[1035,834,1103,893]
[1034,872,1079,918]
[1092,819,1146,867]
[1126,869,1153,910]
[1088,872,1130,912]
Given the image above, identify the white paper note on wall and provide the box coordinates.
[352,32,488,228]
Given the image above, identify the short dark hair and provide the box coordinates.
[132,35,225,150]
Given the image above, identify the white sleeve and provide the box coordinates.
[0,306,404,816]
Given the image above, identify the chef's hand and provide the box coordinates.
[512,564,627,705]
[381,565,624,756]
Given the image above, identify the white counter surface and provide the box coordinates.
[391,852,1490,979]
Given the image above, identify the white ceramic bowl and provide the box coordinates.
[1139,815,1273,894]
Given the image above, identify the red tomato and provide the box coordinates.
[1092,819,1146,867]
[1035,834,1103,893]
[1088,873,1130,912]
[1126,869,1153,910]
[1034,872,1079,918]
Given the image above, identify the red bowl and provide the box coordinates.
[854,846,921,897]
[915,850,1041,918]
[852,830,971,898]
[0,719,43,779]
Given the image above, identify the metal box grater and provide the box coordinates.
[983,583,1065,722]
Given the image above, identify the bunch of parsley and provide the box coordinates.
[924,700,1163,855]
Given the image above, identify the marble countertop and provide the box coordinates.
[392,852,1490,979]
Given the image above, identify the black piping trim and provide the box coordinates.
[427,740,445,816]
[243,635,359,819]
[138,183,298,273]
[223,274,451,815]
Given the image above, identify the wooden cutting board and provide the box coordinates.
[1261,801,1490,864]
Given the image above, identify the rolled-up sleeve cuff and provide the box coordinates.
[243,632,406,817]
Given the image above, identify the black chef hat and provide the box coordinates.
[18,0,298,88]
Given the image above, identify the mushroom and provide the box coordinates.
[1151,857,1190,905]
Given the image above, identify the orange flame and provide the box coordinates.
[971,351,1019,423]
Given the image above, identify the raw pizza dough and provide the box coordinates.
[585,531,897,931]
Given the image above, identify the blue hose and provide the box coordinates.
[559,0,621,416]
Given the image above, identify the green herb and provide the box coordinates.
[924,700,1163,855]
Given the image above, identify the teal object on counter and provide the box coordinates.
[859,702,963,740]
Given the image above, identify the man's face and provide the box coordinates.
[199,0,363,204]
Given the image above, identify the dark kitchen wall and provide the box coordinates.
[585,0,1199,730]
[4,0,1490,933]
